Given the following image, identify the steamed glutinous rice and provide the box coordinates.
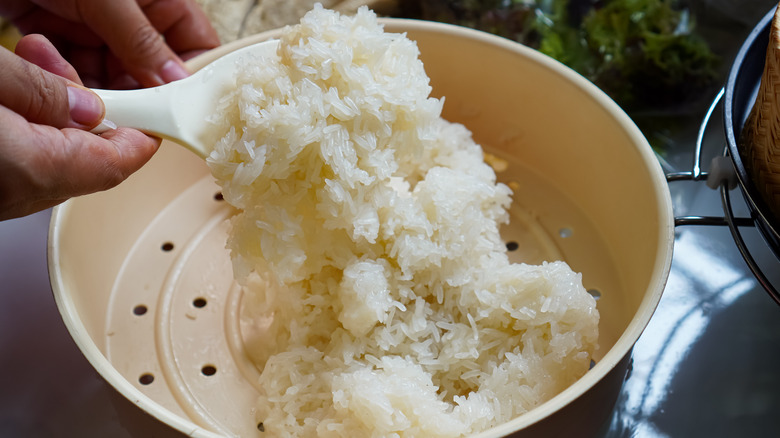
[206,5,599,437]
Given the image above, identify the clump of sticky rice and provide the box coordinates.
[207,4,599,437]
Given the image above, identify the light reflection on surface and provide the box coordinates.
[605,227,756,436]
[603,155,780,437]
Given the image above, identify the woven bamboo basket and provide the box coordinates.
[739,3,780,227]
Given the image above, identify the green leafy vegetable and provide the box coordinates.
[398,0,719,112]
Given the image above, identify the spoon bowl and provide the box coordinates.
[92,40,280,158]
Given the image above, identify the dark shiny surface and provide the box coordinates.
[603,182,780,437]
[3,2,780,437]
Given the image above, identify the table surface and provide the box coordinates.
[3,2,780,437]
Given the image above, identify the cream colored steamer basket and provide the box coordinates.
[48,19,674,438]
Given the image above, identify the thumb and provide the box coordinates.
[0,45,104,129]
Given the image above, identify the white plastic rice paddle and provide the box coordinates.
[91,40,280,158]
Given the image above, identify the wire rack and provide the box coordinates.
[666,88,780,304]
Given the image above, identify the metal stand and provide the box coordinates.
[666,88,780,303]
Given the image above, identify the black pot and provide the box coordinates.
[724,5,780,261]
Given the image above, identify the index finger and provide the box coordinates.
[78,0,216,87]
[138,0,221,55]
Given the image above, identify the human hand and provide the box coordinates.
[0,34,160,220]
[0,0,220,89]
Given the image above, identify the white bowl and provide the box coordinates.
[49,18,674,437]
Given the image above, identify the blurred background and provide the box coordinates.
[2,1,780,436]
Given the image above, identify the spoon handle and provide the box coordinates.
[93,86,174,134]
[92,84,209,158]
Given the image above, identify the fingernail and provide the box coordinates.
[67,85,104,127]
[160,60,189,83]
